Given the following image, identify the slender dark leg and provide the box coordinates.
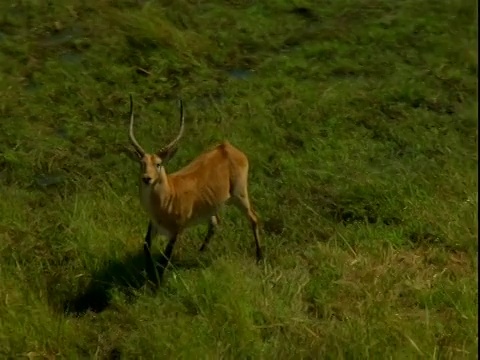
[233,196,263,262]
[143,221,159,285]
[199,215,219,252]
[157,233,178,280]
[248,207,263,262]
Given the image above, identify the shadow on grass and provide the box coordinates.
[62,251,209,316]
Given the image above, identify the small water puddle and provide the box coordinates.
[228,68,254,80]
[58,52,84,65]
[42,25,83,47]
[55,127,70,140]
[35,173,65,188]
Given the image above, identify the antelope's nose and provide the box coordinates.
[142,176,151,185]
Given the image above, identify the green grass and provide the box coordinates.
[0,0,477,358]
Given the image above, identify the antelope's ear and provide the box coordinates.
[157,146,179,164]
[121,145,141,162]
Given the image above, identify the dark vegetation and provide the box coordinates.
[0,0,477,358]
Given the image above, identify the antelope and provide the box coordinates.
[127,95,263,284]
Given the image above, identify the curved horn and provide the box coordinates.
[157,99,185,155]
[128,94,146,157]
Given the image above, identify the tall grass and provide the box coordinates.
[0,0,477,358]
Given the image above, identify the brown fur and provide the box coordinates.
[128,96,262,285]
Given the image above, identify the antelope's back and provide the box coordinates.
[170,141,247,199]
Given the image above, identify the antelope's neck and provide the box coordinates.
[139,170,174,217]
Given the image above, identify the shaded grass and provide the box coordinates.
[0,0,477,358]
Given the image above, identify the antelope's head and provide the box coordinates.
[128,94,185,186]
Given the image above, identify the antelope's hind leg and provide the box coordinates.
[232,195,263,262]
[199,214,220,252]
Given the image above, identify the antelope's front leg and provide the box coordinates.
[157,233,179,280]
[143,221,159,284]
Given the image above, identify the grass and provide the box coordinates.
[0,0,477,358]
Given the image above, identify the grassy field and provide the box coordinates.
[0,0,477,358]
